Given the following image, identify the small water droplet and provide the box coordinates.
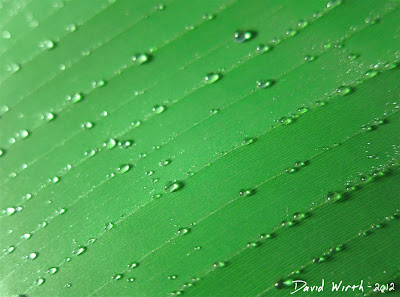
[347,53,359,60]
[38,40,55,50]
[106,222,114,230]
[84,149,97,157]
[204,73,221,84]
[337,86,353,96]
[118,164,131,173]
[41,112,55,121]
[177,228,190,235]
[112,274,123,280]
[36,278,45,286]
[286,28,297,36]
[242,137,256,145]
[213,261,227,268]
[65,283,72,288]
[326,191,344,203]
[132,54,150,65]
[65,24,77,32]
[128,262,139,269]
[165,181,184,193]
[2,30,11,39]
[154,3,165,10]
[256,44,272,53]
[256,80,274,89]
[103,138,117,149]
[152,193,162,199]
[168,275,178,280]
[5,207,16,215]
[159,159,171,167]
[81,122,94,129]
[19,130,29,139]
[6,246,15,254]
[29,252,38,260]
[152,105,166,114]
[119,140,133,148]
[75,246,86,256]
[365,69,379,78]
[51,176,60,183]
[210,109,219,114]
[58,208,66,215]
[297,20,308,28]
[304,55,316,62]
[239,189,256,197]
[48,267,58,274]
[6,63,20,73]
[127,278,135,282]
[22,233,31,239]
[92,79,106,89]
[234,30,255,43]
[67,93,83,103]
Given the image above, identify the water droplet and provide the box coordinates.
[337,86,352,96]
[5,207,16,215]
[234,31,254,43]
[128,262,139,269]
[154,3,165,10]
[84,149,97,157]
[279,117,294,125]
[159,159,171,167]
[118,164,131,174]
[51,176,60,183]
[0,149,4,157]
[36,278,45,286]
[6,246,15,254]
[239,189,256,197]
[41,112,55,121]
[204,73,221,84]
[38,40,55,50]
[119,140,133,148]
[165,181,184,193]
[67,93,83,103]
[75,246,86,256]
[106,222,114,230]
[65,283,72,288]
[103,138,117,149]
[242,137,256,145]
[327,0,342,8]
[213,261,227,268]
[210,109,219,114]
[297,20,308,28]
[304,55,316,62]
[152,105,166,114]
[152,193,162,199]
[58,208,66,215]
[81,122,94,129]
[112,274,123,280]
[177,228,190,235]
[127,278,135,282]
[131,120,142,128]
[22,233,31,239]
[326,191,344,203]
[286,28,297,36]
[247,242,261,248]
[168,275,178,280]
[365,69,378,78]
[2,30,11,39]
[202,13,214,20]
[6,63,20,73]
[132,54,150,65]
[48,267,58,274]
[29,252,38,260]
[101,110,108,117]
[256,44,272,53]
[65,24,77,32]
[19,130,29,139]
[256,79,274,89]
[347,53,359,60]
[91,80,105,88]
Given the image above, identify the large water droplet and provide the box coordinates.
[256,80,274,89]
[29,252,38,260]
[234,31,254,43]
[165,181,184,193]
[337,86,353,96]
[76,246,86,256]
[103,138,117,149]
[132,54,150,65]
[41,112,55,121]
[118,164,131,174]
[204,73,221,84]
[5,207,15,215]
[66,93,83,103]
[39,40,55,50]
[177,228,190,235]
[152,105,166,114]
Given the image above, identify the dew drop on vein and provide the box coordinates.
[204,73,221,84]
[256,79,274,89]
[118,164,131,173]
[152,105,166,114]
[132,53,150,65]
[165,181,184,192]
[234,30,255,43]
[103,138,117,149]
[38,40,55,50]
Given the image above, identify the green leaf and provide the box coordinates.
[0,0,399,296]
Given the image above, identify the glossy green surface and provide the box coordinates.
[0,0,399,296]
